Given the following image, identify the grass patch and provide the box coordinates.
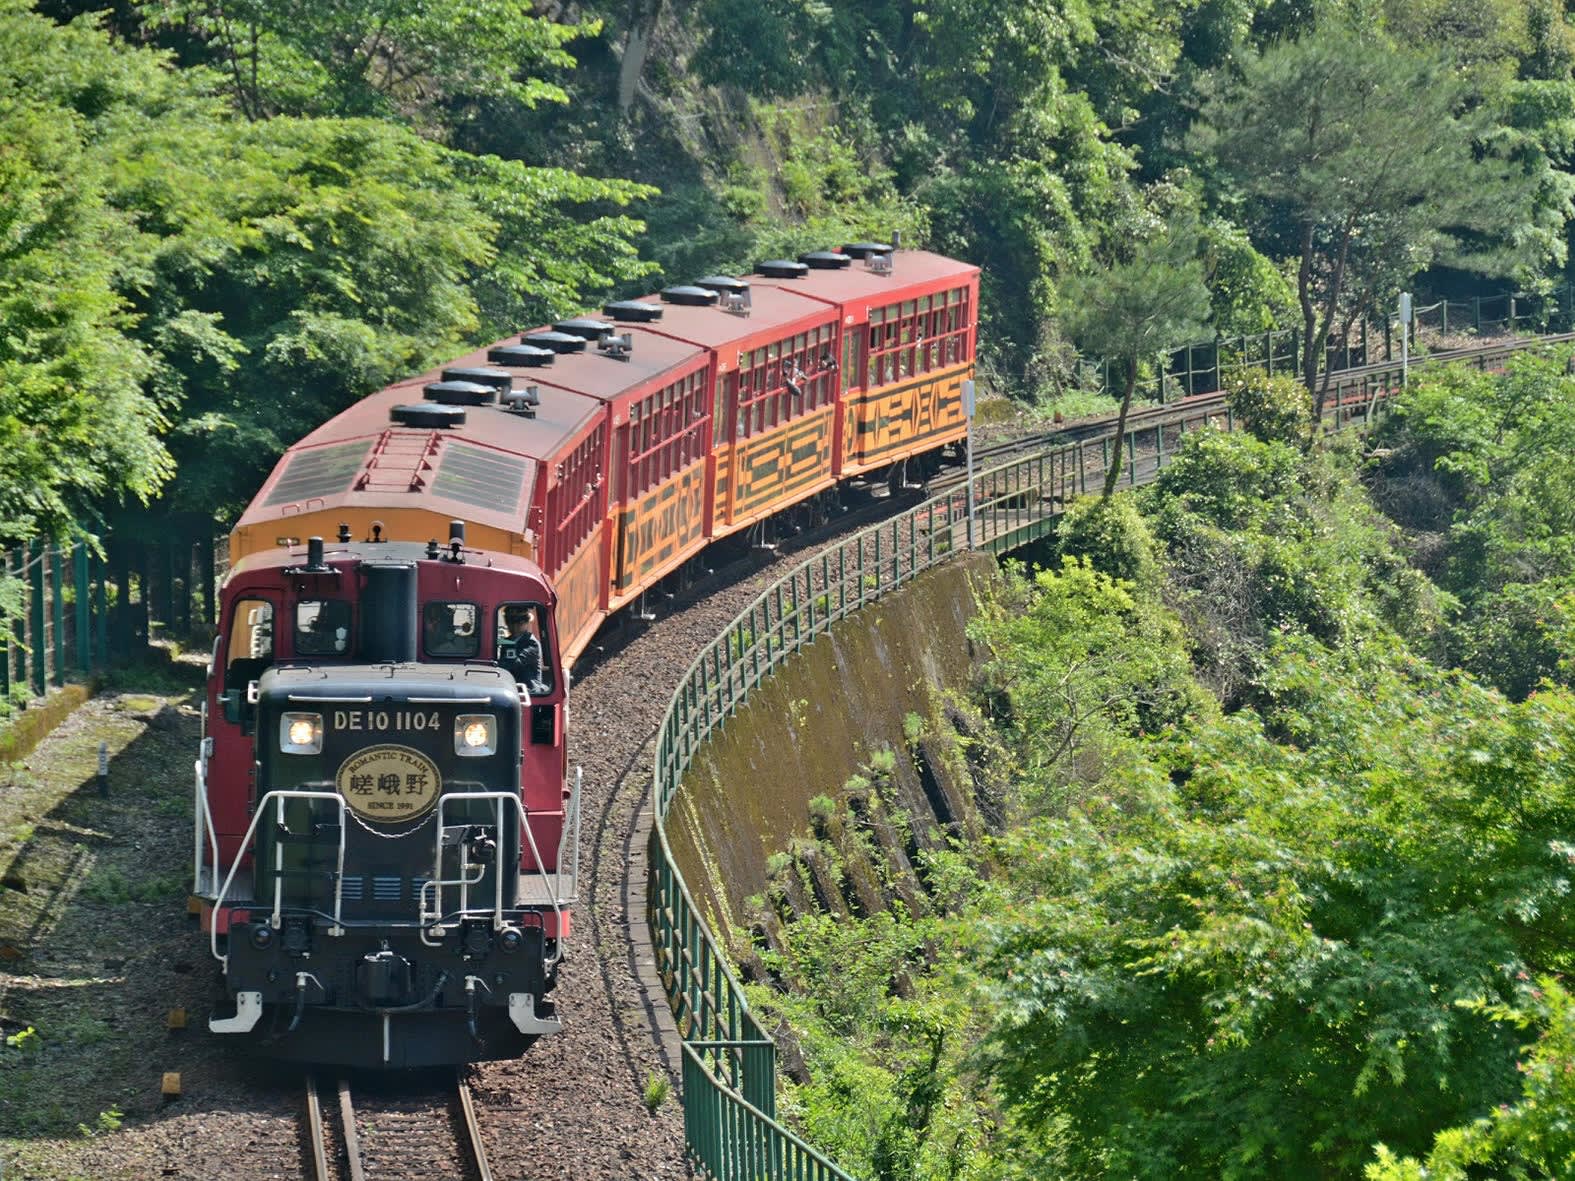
[642,1071,671,1112]
[80,865,184,906]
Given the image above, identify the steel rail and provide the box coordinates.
[938,330,1575,486]
[455,1074,494,1181]
[305,1075,331,1181]
[338,1077,364,1181]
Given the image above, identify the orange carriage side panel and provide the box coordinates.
[845,363,971,469]
[554,525,607,665]
[713,404,836,535]
[610,457,709,606]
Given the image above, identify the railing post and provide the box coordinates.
[93,551,108,669]
[50,546,64,687]
[0,549,10,703]
[75,543,91,673]
[30,540,46,697]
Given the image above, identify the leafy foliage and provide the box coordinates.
[1367,977,1575,1180]
[981,643,1575,1178]
[0,3,173,543]
[1224,366,1314,444]
[133,0,587,124]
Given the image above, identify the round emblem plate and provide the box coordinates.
[335,745,443,823]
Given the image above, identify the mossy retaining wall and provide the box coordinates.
[666,552,999,950]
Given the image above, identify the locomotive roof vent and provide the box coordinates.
[719,289,751,317]
[866,251,893,276]
[604,300,663,322]
[442,365,513,393]
[553,317,614,341]
[502,384,542,417]
[660,285,720,307]
[487,343,555,368]
[523,330,587,354]
[758,259,808,279]
[423,379,496,406]
[597,332,634,360]
[799,250,852,270]
[391,403,466,429]
[842,241,893,260]
[695,274,750,295]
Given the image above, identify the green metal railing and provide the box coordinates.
[1081,284,1575,404]
[1,540,110,707]
[648,334,1574,1178]
[0,531,222,717]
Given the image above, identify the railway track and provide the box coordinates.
[933,330,1575,489]
[304,1071,492,1181]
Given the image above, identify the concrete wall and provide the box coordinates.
[666,552,999,949]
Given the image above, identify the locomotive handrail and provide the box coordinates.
[648,333,1575,1178]
[209,788,350,967]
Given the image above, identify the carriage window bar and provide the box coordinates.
[625,369,710,498]
[545,427,605,574]
[731,322,838,442]
[865,286,973,388]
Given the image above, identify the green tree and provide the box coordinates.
[1059,217,1211,495]
[1195,27,1543,413]
[0,2,175,544]
[1367,978,1575,1180]
[134,0,585,126]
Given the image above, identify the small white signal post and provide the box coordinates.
[1399,291,1412,386]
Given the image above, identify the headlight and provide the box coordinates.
[279,712,322,754]
[455,714,496,757]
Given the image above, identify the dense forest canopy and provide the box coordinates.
[3,0,1575,540]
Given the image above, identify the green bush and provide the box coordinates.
[1224,366,1314,443]
[1056,493,1161,589]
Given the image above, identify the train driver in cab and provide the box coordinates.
[500,604,548,696]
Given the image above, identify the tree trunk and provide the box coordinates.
[618,0,666,113]
[1102,359,1139,498]
[1298,221,1320,403]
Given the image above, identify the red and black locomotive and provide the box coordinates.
[194,244,978,1067]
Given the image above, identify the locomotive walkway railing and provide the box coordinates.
[647,334,1574,1179]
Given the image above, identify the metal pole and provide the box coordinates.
[963,380,976,550]
[50,546,64,687]
[74,543,90,672]
[29,541,45,697]
[1400,292,1412,386]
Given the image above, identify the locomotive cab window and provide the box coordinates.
[294,599,351,656]
[224,598,274,693]
[423,601,479,658]
[496,602,553,695]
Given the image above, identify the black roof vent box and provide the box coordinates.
[604,300,663,322]
[757,259,808,279]
[553,318,613,340]
[695,275,750,295]
[842,241,893,260]
[522,331,587,354]
[423,380,495,406]
[487,344,555,368]
[442,366,513,393]
[660,285,720,306]
[391,403,466,429]
[799,250,852,270]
